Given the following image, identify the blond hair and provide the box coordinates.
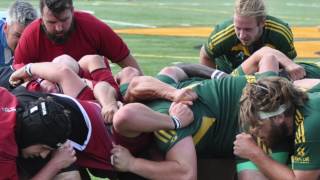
[234,0,266,21]
[239,77,307,133]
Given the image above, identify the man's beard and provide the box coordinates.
[41,22,74,44]
[265,121,290,148]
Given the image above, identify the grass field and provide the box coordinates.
[0,0,319,76]
[0,0,319,179]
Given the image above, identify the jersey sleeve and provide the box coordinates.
[292,104,320,170]
[204,21,234,61]
[265,19,297,59]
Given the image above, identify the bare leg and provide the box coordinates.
[113,101,194,137]
[78,55,118,91]
[113,103,176,137]
[158,66,188,82]
[52,55,80,74]
[116,66,141,85]
[78,55,107,72]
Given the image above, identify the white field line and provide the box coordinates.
[102,19,156,28]
[78,9,156,28]
[133,53,198,60]
[286,3,320,8]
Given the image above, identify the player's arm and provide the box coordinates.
[111,136,197,180]
[9,63,86,98]
[124,76,197,103]
[93,81,118,124]
[200,45,216,68]
[294,79,320,91]
[174,63,228,79]
[32,141,78,180]
[117,53,144,75]
[240,47,305,80]
[234,133,320,180]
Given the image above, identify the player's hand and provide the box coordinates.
[101,101,121,124]
[233,133,262,160]
[9,67,30,87]
[169,102,194,128]
[285,63,306,81]
[50,141,77,170]
[110,144,135,172]
[173,88,198,104]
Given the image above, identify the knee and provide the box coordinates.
[52,54,74,63]
[116,67,141,84]
[80,54,103,62]
[113,103,138,133]
[52,54,79,73]
[159,66,187,82]
[159,66,178,76]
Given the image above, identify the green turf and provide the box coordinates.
[0,0,319,76]
[0,0,319,178]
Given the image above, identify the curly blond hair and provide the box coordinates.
[239,77,307,133]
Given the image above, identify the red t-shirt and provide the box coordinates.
[0,88,19,180]
[14,11,130,68]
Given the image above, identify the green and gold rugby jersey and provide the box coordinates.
[292,92,320,170]
[153,72,277,158]
[205,15,296,73]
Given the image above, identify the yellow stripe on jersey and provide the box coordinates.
[154,130,177,143]
[245,75,257,84]
[265,23,292,41]
[257,137,272,154]
[154,131,169,143]
[210,24,234,41]
[208,25,235,50]
[231,44,250,56]
[158,130,173,139]
[295,110,306,144]
[193,116,216,145]
[265,26,292,45]
[231,69,239,77]
[213,30,236,47]
[264,43,275,49]
[182,82,201,90]
[265,20,293,39]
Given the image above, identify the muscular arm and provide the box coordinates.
[117,53,144,75]
[199,45,216,68]
[248,148,320,180]
[234,133,320,180]
[9,63,86,98]
[93,81,118,123]
[294,79,320,91]
[241,47,305,80]
[175,63,215,79]
[112,136,197,180]
[32,142,78,180]
[124,76,196,103]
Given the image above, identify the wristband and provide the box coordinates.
[24,63,33,77]
[171,115,182,129]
